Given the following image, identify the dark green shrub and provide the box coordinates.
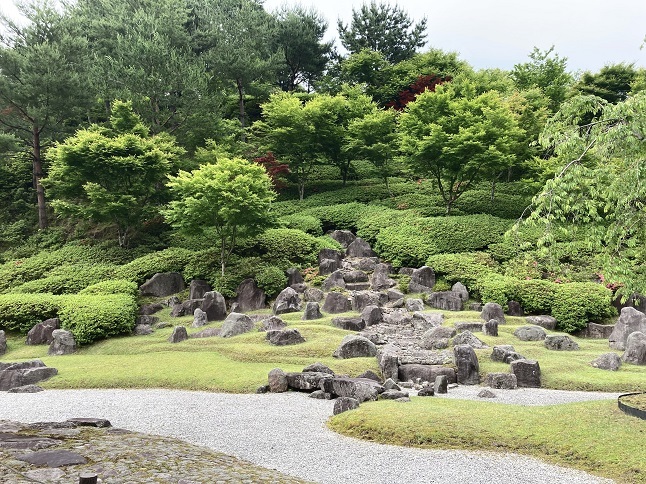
[514,279,555,314]
[427,252,498,289]
[58,294,138,345]
[270,200,301,217]
[474,273,516,306]
[256,266,288,298]
[279,214,323,236]
[79,279,139,297]
[382,193,449,216]
[11,264,118,295]
[256,229,335,267]
[113,247,193,284]
[303,203,375,231]
[453,190,531,219]
[0,293,59,332]
[398,275,411,294]
[355,208,419,244]
[551,283,615,333]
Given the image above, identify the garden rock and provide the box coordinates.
[622,331,646,365]
[378,347,399,381]
[8,384,44,393]
[469,302,483,311]
[380,389,409,400]
[507,300,524,316]
[286,371,333,391]
[346,238,376,258]
[303,362,334,375]
[285,268,304,286]
[418,386,435,397]
[0,360,58,391]
[323,292,351,314]
[609,307,646,350]
[302,301,323,320]
[322,270,346,291]
[455,322,483,333]
[319,258,340,276]
[333,335,377,358]
[192,308,208,327]
[485,372,517,389]
[171,299,202,317]
[322,377,384,403]
[358,370,381,382]
[273,287,301,315]
[328,230,356,248]
[433,375,448,394]
[452,282,469,301]
[454,345,480,385]
[333,397,360,415]
[383,308,413,325]
[399,267,415,276]
[452,330,487,349]
[544,335,580,351]
[344,270,369,284]
[309,390,332,399]
[259,316,286,332]
[332,317,364,331]
[491,345,524,363]
[48,330,75,356]
[201,291,227,321]
[511,359,541,388]
[220,313,254,338]
[16,449,87,467]
[234,278,266,312]
[409,266,435,293]
[304,287,324,302]
[352,290,386,312]
[355,257,379,272]
[383,378,401,391]
[422,326,457,350]
[483,319,498,336]
[190,327,220,338]
[387,288,405,301]
[514,325,547,341]
[139,303,164,315]
[481,302,505,323]
[426,291,463,311]
[319,248,344,265]
[26,318,60,345]
[405,298,424,312]
[478,389,497,398]
[136,315,159,326]
[398,364,456,384]
[268,368,288,392]
[577,323,615,339]
[139,272,185,297]
[371,263,396,290]
[386,298,404,309]
[525,315,557,330]
[591,353,622,371]
[267,328,305,346]
[412,312,444,331]
[134,324,153,335]
[168,326,188,343]
[0,330,5,355]
[189,279,211,300]
[361,305,383,326]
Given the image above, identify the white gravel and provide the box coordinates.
[0,388,617,483]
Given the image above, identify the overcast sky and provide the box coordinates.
[265,0,646,73]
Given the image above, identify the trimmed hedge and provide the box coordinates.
[78,279,139,297]
[279,214,323,236]
[302,203,377,232]
[0,293,59,333]
[113,247,194,285]
[426,252,498,289]
[355,208,418,244]
[453,190,531,219]
[11,264,118,295]
[255,228,341,267]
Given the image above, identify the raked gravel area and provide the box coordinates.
[0,388,619,484]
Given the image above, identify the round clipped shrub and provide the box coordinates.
[0,293,59,332]
[113,247,193,284]
[78,279,139,297]
[355,208,419,244]
[256,266,288,298]
[302,202,375,232]
[11,264,118,295]
[515,279,555,314]
[551,282,615,333]
[426,252,497,289]
[474,273,516,307]
[279,214,323,236]
[453,189,531,219]
[255,228,340,267]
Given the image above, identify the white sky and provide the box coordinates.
[264,0,646,73]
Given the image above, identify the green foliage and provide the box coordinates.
[474,273,516,306]
[515,279,555,314]
[113,247,193,285]
[58,294,137,345]
[574,63,637,104]
[453,190,531,219]
[255,228,326,267]
[255,266,288,298]
[355,208,419,243]
[426,252,497,289]
[303,203,378,232]
[551,283,615,333]
[398,275,411,294]
[279,214,323,236]
[78,279,139,297]
[0,293,59,332]
[11,264,117,295]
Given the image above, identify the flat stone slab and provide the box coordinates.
[0,433,61,450]
[16,449,87,467]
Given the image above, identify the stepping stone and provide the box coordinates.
[17,449,87,467]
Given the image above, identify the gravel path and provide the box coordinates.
[0,389,616,483]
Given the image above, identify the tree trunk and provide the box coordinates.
[236,78,246,141]
[32,124,47,229]
[220,235,226,277]
[298,180,305,201]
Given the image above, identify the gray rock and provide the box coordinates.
[577,323,615,339]
[452,330,488,349]
[383,308,413,325]
[426,291,463,311]
[609,307,646,350]
[318,248,344,266]
[328,230,356,248]
[0,330,5,355]
[332,317,365,331]
[418,386,435,397]
[259,316,287,332]
[409,266,435,293]
[398,364,456,384]
[485,373,517,389]
[346,238,377,258]
[358,370,382,382]
[481,302,505,323]
[190,327,220,338]
[506,300,524,316]
[387,288,405,301]
[67,418,112,428]
[434,375,448,394]
[136,315,159,326]
[405,298,424,312]
[291,282,308,293]
[544,335,580,351]
[0,360,58,391]
[454,344,480,385]
[322,292,352,314]
[333,397,360,415]
[133,324,153,335]
[235,278,266,312]
[371,263,397,290]
[378,347,399,381]
[469,302,483,311]
[139,272,185,297]
[189,279,211,300]
[309,390,332,400]
[303,362,334,375]
[514,325,547,341]
[455,322,483,333]
[268,368,289,393]
[452,282,469,301]
[511,359,541,388]
[201,291,227,321]
[591,352,622,371]
[386,298,405,309]
[26,318,60,345]
[412,312,444,331]
[48,330,75,356]
[304,287,324,302]
[322,377,384,403]
[379,389,410,400]
[322,270,346,291]
[355,257,380,272]
[267,328,305,346]
[352,290,386,312]
[478,389,497,398]
[16,449,87,467]
[166,296,181,307]
[399,267,415,276]
[220,313,254,338]
[302,301,323,320]
[622,331,646,364]
[319,258,341,276]
[168,326,188,343]
[344,270,369,283]
[285,268,304,286]
[192,308,208,327]
[171,299,202,317]
[333,335,377,359]
[286,371,333,391]
[422,326,457,350]
[491,345,524,363]
[383,378,401,391]
[361,305,383,327]
[483,319,498,336]
[525,315,557,330]
[273,287,302,315]
[7,384,44,393]
[139,303,164,315]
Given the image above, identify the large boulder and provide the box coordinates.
[171,299,203,317]
[201,291,227,321]
[322,292,352,314]
[622,331,646,365]
[383,308,413,325]
[259,316,287,332]
[483,319,499,336]
[333,335,377,359]
[333,397,360,415]
[412,312,444,331]
[514,325,547,341]
[452,330,487,349]
[139,272,185,297]
[408,266,435,293]
[511,359,541,388]
[302,301,323,320]
[491,345,524,363]
[268,368,288,392]
[189,279,211,300]
[609,307,646,350]
[319,258,341,276]
[0,360,58,391]
[525,315,557,330]
[454,345,480,385]
[544,335,580,351]
[371,264,397,291]
[318,248,344,266]
[322,270,346,291]
[346,238,377,258]
[332,317,364,331]
[591,352,622,371]
[485,372,517,389]
[48,330,75,356]
[192,308,208,328]
[426,292,463,311]
[235,279,266,312]
[452,282,469,302]
[344,270,369,284]
[361,305,383,327]
[26,318,60,345]
[304,287,324,302]
[421,326,457,350]
[481,302,505,323]
[273,287,302,315]
[328,230,356,248]
[321,377,384,403]
[352,290,386,312]
[220,313,254,338]
[506,300,524,316]
[285,268,304,286]
[267,328,305,346]
[397,364,456,384]
[405,298,424,312]
[168,326,188,343]
[454,322,484,333]
[286,371,333,391]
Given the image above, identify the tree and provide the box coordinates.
[163,157,276,276]
[518,92,646,296]
[511,46,573,113]
[273,5,333,92]
[44,101,184,247]
[337,1,427,63]
[574,63,637,104]
[0,0,92,229]
[399,81,523,213]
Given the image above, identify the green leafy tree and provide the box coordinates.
[163,157,276,275]
[399,81,523,213]
[337,1,427,63]
[519,92,646,295]
[44,101,184,247]
[574,63,637,104]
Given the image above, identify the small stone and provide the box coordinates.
[417,386,435,397]
[591,352,622,371]
[434,375,448,394]
[334,397,361,414]
[309,390,332,400]
[478,389,497,398]
[268,368,288,393]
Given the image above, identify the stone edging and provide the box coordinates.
[617,392,646,420]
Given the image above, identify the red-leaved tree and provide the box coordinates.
[253,152,290,191]
[386,74,452,110]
